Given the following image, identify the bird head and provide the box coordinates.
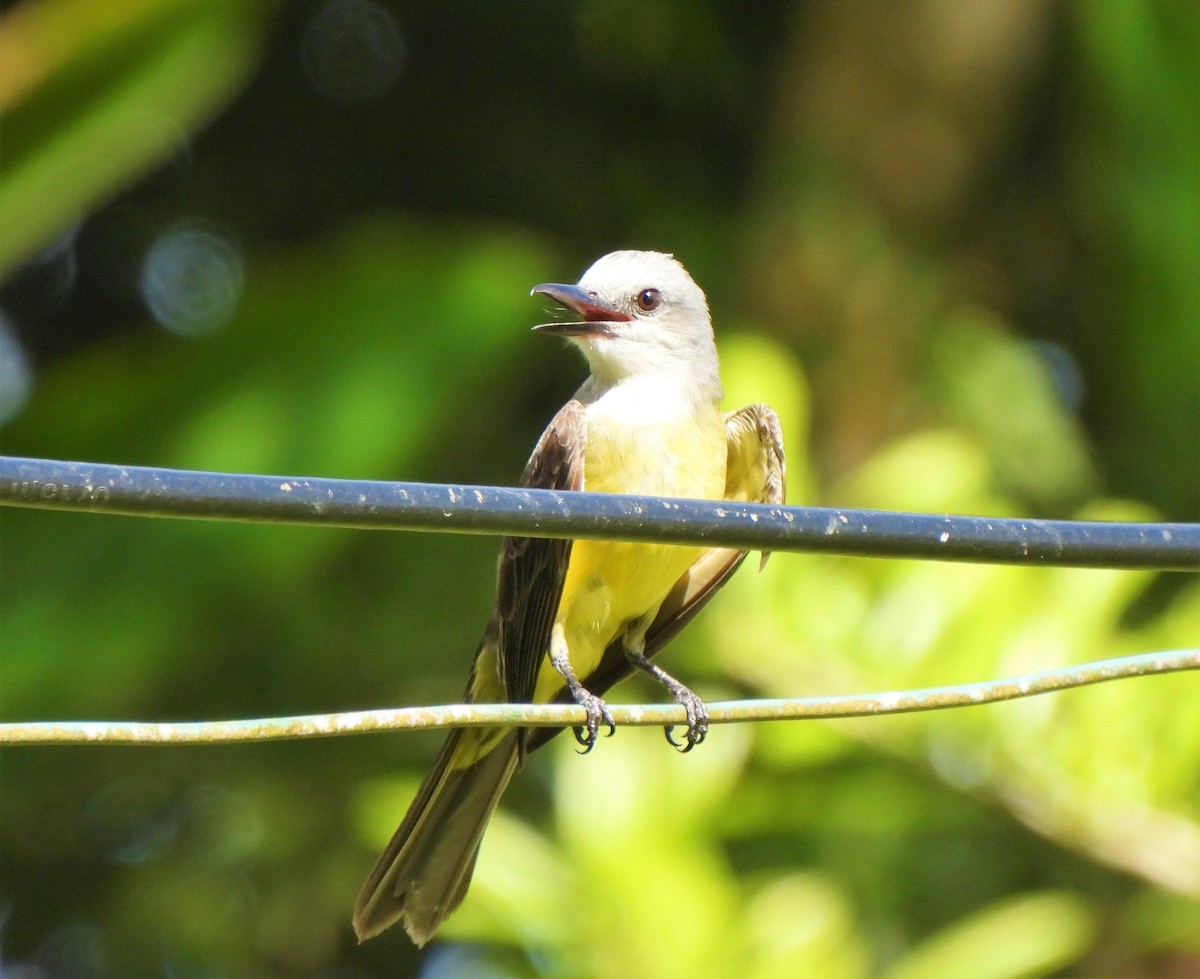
[531,250,721,396]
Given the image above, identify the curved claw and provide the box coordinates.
[663,724,707,753]
[572,692,616,754]
[664,690,709,753]
[573,725,597,754]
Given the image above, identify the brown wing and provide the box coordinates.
[524,403,785,752]
[493,400,587,708]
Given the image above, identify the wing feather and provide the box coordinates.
[524,402,784,752]
[494,401,587,708]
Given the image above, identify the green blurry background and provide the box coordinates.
[1,1,1197,976]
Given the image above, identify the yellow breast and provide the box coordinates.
[532,398,727,700]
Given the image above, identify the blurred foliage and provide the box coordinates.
[0,0,272,277]
[0,1,1197,977]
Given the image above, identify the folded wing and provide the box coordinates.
[524,402,785,752]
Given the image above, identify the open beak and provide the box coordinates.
[530,283,632,337]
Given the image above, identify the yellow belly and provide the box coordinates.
[532,407,727,702]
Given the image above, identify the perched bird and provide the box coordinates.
[353,250,785,945]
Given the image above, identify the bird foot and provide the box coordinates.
[663,685,708,752]
[621,639,709,752]
[549,626,616,753]
[569,688,616,754]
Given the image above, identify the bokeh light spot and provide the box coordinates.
[140,224,245,337]
[83,777,181,866]
[1028,339,1085,413]
[300,0,405,103]
[0,311,34,424]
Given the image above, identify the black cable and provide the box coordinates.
[1,454,1197,570]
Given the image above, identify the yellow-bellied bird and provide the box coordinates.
[353,250,785,945]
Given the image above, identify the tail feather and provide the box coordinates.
[353,728,521,946]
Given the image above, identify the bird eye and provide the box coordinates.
[635,288,662,312]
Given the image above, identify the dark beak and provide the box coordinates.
[530,283,632,337]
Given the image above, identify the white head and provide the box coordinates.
[531,250,722,399]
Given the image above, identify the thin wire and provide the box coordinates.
[1,455,1197,569]
[2,648,1196,746]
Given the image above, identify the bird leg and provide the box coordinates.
[549,624,615,753]
[622,627,709,752]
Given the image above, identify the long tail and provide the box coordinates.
[352,727,521,946]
